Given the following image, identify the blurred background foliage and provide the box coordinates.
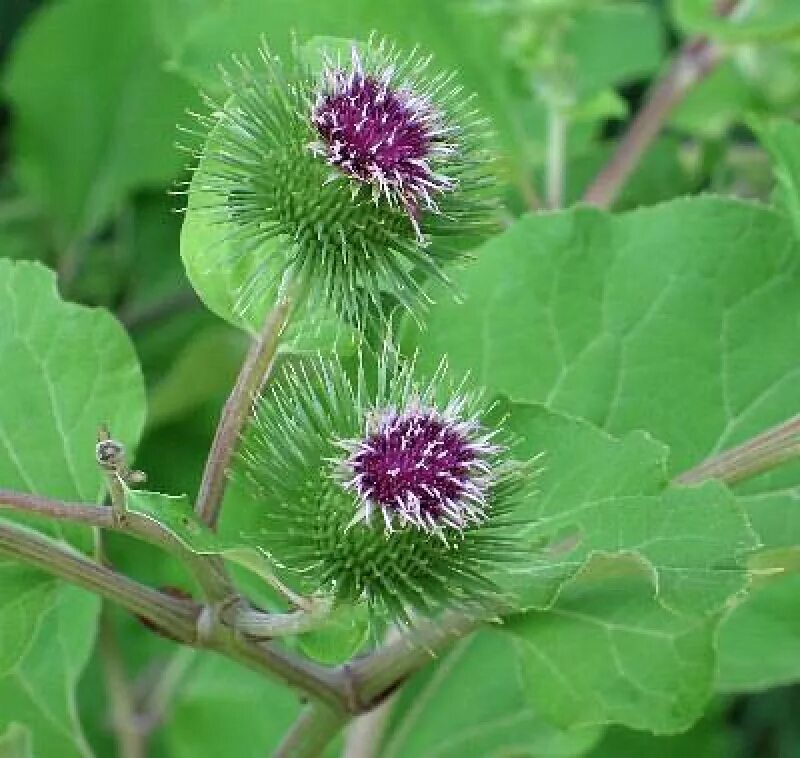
[1,0,799,756]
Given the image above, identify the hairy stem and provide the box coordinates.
[675,415,800,486]
[275,703,349,758]
[0,519,201,642]
[196,292,293,529]
[583,0,738,208]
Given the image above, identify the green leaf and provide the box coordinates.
[158,651,300,758]
[672,0,800,42]
[0,260,145,502]
[0,560,54,674]
[586,710,732,757]
[2,0,195,242]
[409,197,800,479]
[0,259,144,752]
[716,574,800,693]
[382,629,603,757]
[505,552,717,734]
[124,488,303,605]
[180,138,357,347]
[500,402,756,615]
[0,586,100,758]
[545,136,698,211]
[670,61,756,138]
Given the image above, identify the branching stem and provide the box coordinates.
[0,519,201,642]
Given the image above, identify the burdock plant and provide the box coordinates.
[238,350,532,623]
[186,36,496,327]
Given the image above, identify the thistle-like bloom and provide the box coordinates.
[338,399,497,533]
[310,48,456,230]
[237,351,533,622]
[187,37,495,327]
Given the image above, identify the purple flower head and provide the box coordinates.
[339,398,500,534]
[311,47,457,230]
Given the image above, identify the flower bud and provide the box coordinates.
[187,37,496,329]
[237,350,533,623]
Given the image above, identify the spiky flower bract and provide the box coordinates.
[237,350,533,623]
[187,36,496,329]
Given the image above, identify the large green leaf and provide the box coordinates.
[3,0,195,242]
[409,197,800,479]
[716,573,800,693]
[0,586,99,758]
[501,403,755,616]
[0,259,145,753]
[0,260,145,502]
[382,630,603,757]
[506,552,717,734]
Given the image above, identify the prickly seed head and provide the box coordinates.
[237,351,533,623]
[186,37,496,329]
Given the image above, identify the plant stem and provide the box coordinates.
[0,488,348,709]
[546,106,566,209]
[0,489,234,603]
[344,610,485,709]
[100,606,147,758]
[234,604,331,638]
[583,0,739,209]
[220,629,348,713]
[344,696,396,758]
[196,292,293,529]
[275,703,349,758]
[675,415,800,486]
[0,519,201,642]
[344,626,403,758]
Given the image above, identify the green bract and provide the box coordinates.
[183,37,496,331]
[237,351,534,623]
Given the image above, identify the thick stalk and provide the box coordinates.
[196,292,293,528]
[219,629,349,714]
[345,610,485,709]
[275,703,349,758]
[0,519,200,642]
[675,415,800,486]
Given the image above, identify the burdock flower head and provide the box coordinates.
[238,349,533,622]
[186,36,495,328]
